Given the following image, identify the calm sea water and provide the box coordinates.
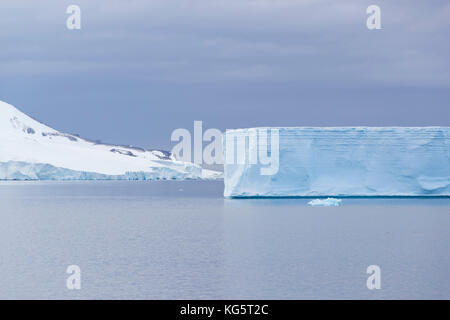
[0,181,449,299]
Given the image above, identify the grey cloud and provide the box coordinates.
[0,0,449,149]
[1,0,449,85]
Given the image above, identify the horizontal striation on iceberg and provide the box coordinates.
[224,127,450,197]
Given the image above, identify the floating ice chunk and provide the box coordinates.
[308,198,342,207]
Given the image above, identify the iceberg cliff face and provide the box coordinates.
[0,100,221,180]
[224,127,450,197]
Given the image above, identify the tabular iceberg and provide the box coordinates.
[224,127,450,197]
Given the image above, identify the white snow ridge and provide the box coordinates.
[0,100,221,181]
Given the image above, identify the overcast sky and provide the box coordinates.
[1,0,449,149]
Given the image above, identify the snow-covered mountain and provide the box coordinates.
[0,100,221,180]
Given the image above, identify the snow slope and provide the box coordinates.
[0,100,221,180]
[224,127,450,197]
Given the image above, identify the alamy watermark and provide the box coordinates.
[366,265,381,290]
[171,121,279,175]
[65,5,380,31]
[66,5,81,30]
[66,265,81,290]
[366,5,381,30]
[66,5,380,31]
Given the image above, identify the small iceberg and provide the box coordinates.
[308,198,342,207]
